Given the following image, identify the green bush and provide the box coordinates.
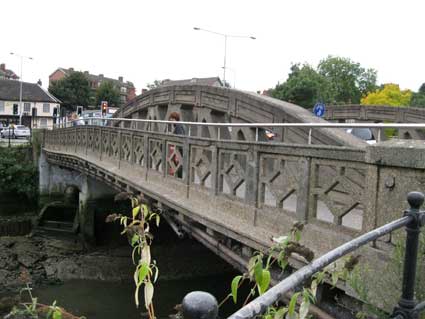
[0,146,38,201]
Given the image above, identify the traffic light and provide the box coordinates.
[13,104,18,115]
[101,101,108,116]
[77,106,83,117]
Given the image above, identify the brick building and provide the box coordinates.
[49,68,136,106]
[0,64,19,80]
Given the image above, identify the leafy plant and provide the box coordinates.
[221,222,362,319]
[106,193,160,319]
[0,146,38,201]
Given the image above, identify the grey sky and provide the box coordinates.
[1,0,424,95]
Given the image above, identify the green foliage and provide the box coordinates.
[318,55,378,104]
[361,83,412,106]
[48,72,93,112]
[410,83,425,108]
[146,80,163,90]
[7,283,84,319]
[0,146,37,200]
[271,56,378,107]
[106,193,161,319]
[271,64,331,108]
[95,81,121,108]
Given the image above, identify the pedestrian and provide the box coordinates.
[168,112,185,135]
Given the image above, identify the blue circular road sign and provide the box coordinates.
[313,102,326,117]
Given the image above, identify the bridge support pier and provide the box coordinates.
[78,175,116,244]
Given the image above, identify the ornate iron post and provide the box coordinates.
[391,192,425,319]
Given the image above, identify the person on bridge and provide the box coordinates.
[168,112,184,178]
[168,112,185,135]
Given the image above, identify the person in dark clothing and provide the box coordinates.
[168,112,185,135]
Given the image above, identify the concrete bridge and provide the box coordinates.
[324,104,425,140]
[40,85,425,310]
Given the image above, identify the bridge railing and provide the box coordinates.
[54,117,425,144]
[181,192,425,319]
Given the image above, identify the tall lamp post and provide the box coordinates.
[193,27,255,85]
[10,52,33,125]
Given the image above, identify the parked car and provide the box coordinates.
[1,125,30,139]
[346,128,376,145]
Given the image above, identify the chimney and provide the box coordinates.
[84,71,89,75]
[141,88,148,94]
[37,79,42,86]
[0,64,5,71]
[99,74,104,78]
[118,76,123,82]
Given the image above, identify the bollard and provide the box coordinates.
[182,291,218,319]
[391,191,425,319]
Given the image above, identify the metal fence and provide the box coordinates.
[54,117,425,144]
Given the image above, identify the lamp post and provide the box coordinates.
[10,52,33,125]
[193,27,255,85]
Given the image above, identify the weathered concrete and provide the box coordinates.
[41,123,425,310]
[324,104,425,140]
[118,85,364,147]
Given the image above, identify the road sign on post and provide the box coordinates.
[313,102,326,117]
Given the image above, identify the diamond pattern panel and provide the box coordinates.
[259,155,300,210]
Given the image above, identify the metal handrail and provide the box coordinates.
[55,117,425,129]
[227,216,412,319]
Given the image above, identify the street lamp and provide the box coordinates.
[10,52,33,125]
[193,27,255,85]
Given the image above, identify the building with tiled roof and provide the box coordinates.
[0,79,60,128]
[49,67,136,106]
[0,64,19,80]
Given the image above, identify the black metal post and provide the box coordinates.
[391,192,425,319]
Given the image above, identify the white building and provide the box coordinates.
[0,79,60,128]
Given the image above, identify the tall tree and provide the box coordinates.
[318,56,377,104]
[48,72,92,112]
[146,80,163,90]
[96,81,121,107]
[410,83,425,108]
[361,83,412,106]
[271,64,331,108]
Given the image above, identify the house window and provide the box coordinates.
[120,87,127,93]
[0,101,4,113]
[24,102,31,113]
[43,103,50,113]
[40,118,47,127]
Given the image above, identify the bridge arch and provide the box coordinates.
[117,85,363,147]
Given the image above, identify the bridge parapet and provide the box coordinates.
[43,126,425,308]
[117,85,363,147]
[44,126,372,235]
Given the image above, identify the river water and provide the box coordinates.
[32,274,242,319]
[1,199,246,319]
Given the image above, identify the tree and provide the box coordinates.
[146,80,163,90]
[96,81,121,107]
[271,64,331,108]
[410,83,425,108]
[48,72,92,112]
[318,56,377,104]
[360,83,412,107]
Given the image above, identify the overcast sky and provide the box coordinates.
[1,0,424,94]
